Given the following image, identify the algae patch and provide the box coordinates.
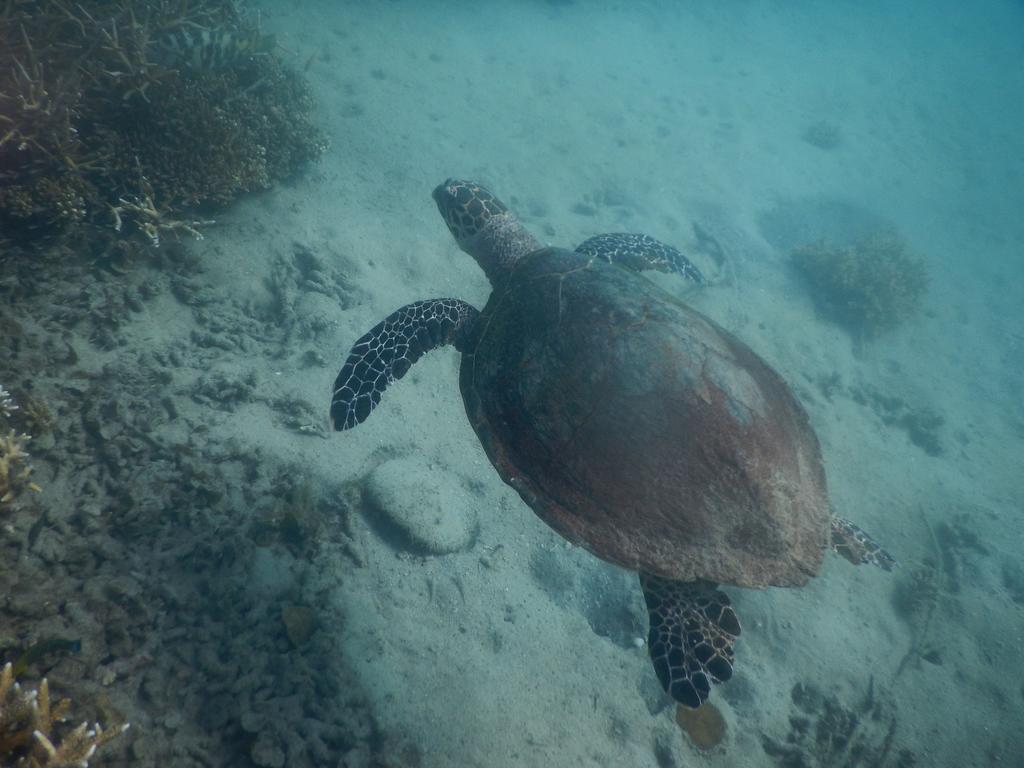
[792,230,928,338]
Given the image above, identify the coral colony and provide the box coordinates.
[0,662,128,767]
[792,229,929,338]
[0,1,326,259]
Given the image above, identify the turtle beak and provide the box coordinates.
[431,182,451,219]
[432,179,461,208]
[431,181,449,206]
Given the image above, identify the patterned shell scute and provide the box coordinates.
[459,247,831,588]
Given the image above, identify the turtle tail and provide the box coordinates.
[330,298,479,430]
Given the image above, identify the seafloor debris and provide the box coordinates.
[761,681,911,767]
[893,507,993,676]
[0,662,128,767]
[676,701,727,750]
[809,375,946,457]
[933,511,990,593]
[847,384,945,457]
[892,557,942,672]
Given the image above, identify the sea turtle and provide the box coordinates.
[330,179,895,708]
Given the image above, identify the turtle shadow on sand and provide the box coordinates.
[327,179,896,710]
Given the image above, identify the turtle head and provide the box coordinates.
[432,179,508,243]
[432,178,541,284]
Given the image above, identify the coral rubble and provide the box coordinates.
[2,256,378,765]
[761,681,907,767]
[791,230,929,337]
[847,383,945,456]
[0,0,327,258]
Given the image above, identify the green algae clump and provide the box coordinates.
[792,230,928,338]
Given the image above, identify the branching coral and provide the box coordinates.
[0,662,128,767]
[0,430,40,507]
[791,229,929,337]
[111,189,214,248]
[0,387,41,507]
[0,387,17,419]
[0,1,327,257]
[11,394,54,438]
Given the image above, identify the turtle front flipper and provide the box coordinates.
[830,516,897,571]
[330,299,479,430]
[575,233,707,285]
[640,573,740,709]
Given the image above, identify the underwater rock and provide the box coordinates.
[802,120,843,150]
[251,730,286,768]
[363,458,478,555]
[281,604,316,648]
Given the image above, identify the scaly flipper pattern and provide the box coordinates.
[640,573,740,708]
[330,298,479,430]
[575,233,707,285]
[830,516,897,571]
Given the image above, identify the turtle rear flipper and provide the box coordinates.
[575,233,707,285]
[331,299,479,430]
[830,516,897,571]
[640,573,740,709]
